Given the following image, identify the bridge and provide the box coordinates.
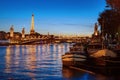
[9,37,89,44]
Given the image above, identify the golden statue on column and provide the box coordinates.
[10,25,14,38]
[94,23,99,36]
[22,28,25,38]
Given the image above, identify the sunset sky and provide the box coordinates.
[0,0,106,36]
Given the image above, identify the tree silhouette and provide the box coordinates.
[106,0,120,11]
[98,0,120,39]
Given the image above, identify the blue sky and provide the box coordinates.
[0,0,106,36]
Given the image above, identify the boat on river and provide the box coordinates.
[62,42,120,75]
[62,51,87,66]
[62,42,102,66]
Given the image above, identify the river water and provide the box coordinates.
[0,43,119,80]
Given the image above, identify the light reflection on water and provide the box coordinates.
[0,43,119,80]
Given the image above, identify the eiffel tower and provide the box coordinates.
[30,14,35,34]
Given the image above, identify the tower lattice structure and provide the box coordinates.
[30,14,35,34]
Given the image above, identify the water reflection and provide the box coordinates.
[5,46,12,73]
[3,43,70,79]
[62,67,95,80]
[25,45,37,70]
[0,43,118,80]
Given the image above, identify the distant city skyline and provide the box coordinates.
[0,0,106,36]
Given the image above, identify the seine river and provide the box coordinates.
[0,43,119,80]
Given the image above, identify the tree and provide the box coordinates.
[0,31,7,40]
[98,10,120,35]
[106,0,120,11]
[98,0,120,39]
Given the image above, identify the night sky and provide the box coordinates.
[0,0,106,36]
